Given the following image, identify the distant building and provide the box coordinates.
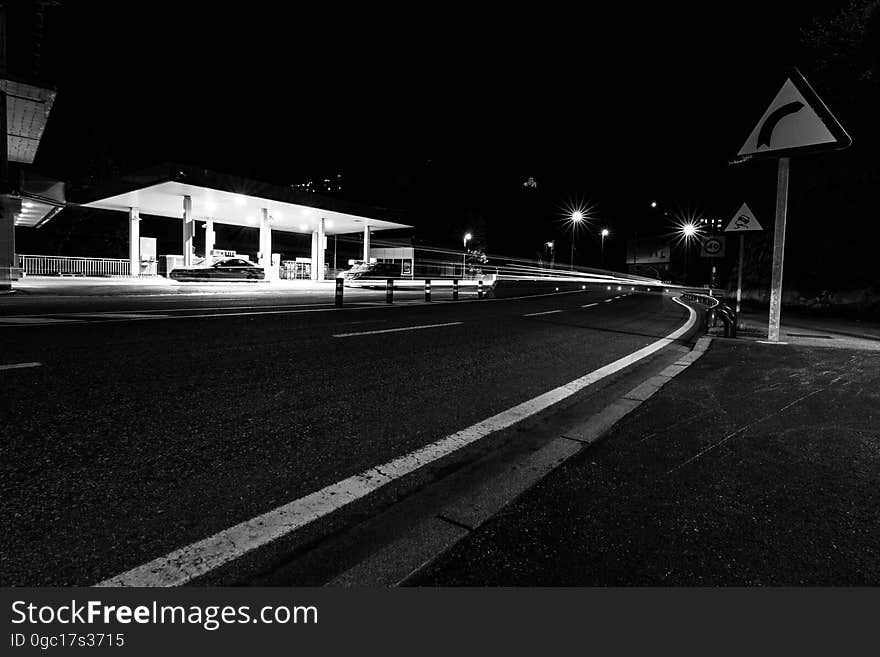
[626,237,671,277]
[697,216,723,232]
[291,173,344,194]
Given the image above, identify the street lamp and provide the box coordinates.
[545,240,555,268]
[569,211,584,270]
[600,228,609,268]
[679,222,699,283]
[463,232,472,278]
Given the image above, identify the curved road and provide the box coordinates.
[0,285,692,585]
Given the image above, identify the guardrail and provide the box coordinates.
[333,277,489,306]
[680,291,720,308]
[679,292,737,338]
[17,254,133,278]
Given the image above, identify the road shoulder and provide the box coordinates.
[410,339,880,585]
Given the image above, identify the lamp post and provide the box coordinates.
[462,232,472,278]
[634,201,659,275]
[569,211,583,270]
[600,228,609,268]
[681,222,697,283]
[546,240,555,269]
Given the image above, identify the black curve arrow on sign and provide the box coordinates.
[757,101,804,147]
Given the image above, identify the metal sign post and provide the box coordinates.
[731,68,850,342]
[724,202,763,315]
[736,233,745,313]
[768,157,790,342]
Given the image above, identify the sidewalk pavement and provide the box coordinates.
[411,337,880,585]
[737,308,880,344]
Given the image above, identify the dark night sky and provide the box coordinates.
[29,0,865,267]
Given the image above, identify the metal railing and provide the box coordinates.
[16,254,133,278]
[679,291,737,338]
[680,291,720,308]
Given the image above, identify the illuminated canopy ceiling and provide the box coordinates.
[78,165,412,235]
[1,78,57,164]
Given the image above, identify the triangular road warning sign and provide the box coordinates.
[724,203,763,232]
[736,68,851,161]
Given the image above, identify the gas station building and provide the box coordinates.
[76,164,413,281]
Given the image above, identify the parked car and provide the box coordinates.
[169,257,265,281]
[339,261,404,281]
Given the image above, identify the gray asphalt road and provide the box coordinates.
[0,285,689,585]
[0,283,439,315]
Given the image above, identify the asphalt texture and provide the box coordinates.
[738,308,880,343]
[0,282,688,585]
[412,339,880,585]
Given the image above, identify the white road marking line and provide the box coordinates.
[603,298,614,303]
[0,317,82,324]
[135,303,333,313]
[0,287,594,328]
[0,362,42,371]
[581,303,598,308]
[95,298,696,587]
[332,321,462,338]
[70,313,171,319]
[522,310,563,317]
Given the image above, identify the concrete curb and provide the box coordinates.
[329,335,715,587]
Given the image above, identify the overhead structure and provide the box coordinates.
[77,164,413,280]
[1,0,64,292]
[2,78,57,165]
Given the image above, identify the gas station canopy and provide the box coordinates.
[1,78,57,165]
[78,164,412,235]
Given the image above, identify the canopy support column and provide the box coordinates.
[363,225,371,262]
[128,207,140,276]
[0,87,13,292]
[204,218,215,266]
[310,230,318,280]
[182,195,194,267]
[317,217,326,281]
[259,208,274,278]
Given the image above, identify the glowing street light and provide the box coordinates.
[676,221,702,283]
[569,211,584,270]
[650,201,658,208]
[600,228,610,268]
[462,232,472,278]
[545,240,555,268]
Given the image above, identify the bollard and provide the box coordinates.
[386,278,393,304]
[425,279,432,302]
[717,306,737,338]
[335,277,344,307]
[478,279,484,299]
[452,279,459,301]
